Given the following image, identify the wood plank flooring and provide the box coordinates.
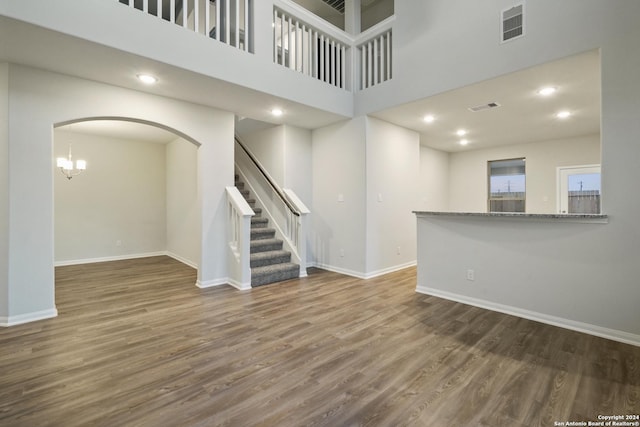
[1,256,639,426]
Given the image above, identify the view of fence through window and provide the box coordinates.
[568,172,601,214]
[488,158,526,213]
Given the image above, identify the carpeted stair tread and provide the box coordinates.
[250,250,292,268]
[250,238,283,253]
[251,263,299,287]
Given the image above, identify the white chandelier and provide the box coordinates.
[56,143,87,180]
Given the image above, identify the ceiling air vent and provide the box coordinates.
[501,4,524,43]
[321,0,345,14]
[468,102,502,113]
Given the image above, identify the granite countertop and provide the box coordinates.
[413,211,608,221]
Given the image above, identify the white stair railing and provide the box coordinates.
[235,138,309,278]
[273,4,351,90]
[225,186,253,290]
[116,0,253,52]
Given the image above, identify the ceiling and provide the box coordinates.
[371,49,601,152]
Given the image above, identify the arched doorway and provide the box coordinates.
[53,117,201,277]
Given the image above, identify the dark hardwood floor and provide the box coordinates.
[0,256,638,426]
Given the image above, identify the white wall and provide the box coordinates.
[447,134,600,213]
[418,145,449,211]
[365,117,419,275]
[166,138,199,267]
[54,130,167,263]
[1,64,233,325]
[283,125,313,205]
[241,126,286,186]
[312,118,367,275]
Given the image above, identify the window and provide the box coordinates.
[488,158,526,213]
[558,165,601,214]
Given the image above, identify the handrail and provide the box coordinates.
[234,137,300,217]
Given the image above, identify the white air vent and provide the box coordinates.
[501,4,524,43]
[468,102,502,112]
[321,0,345,14]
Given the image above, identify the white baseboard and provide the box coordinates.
[196,277,231,289]
[311,261,416,280]
[226,279,252,291]
[165,252,198,269]
[54,251,167,267]
[0,308,58,327]
[416,286,640,347]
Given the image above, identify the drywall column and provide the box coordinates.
[0,63,9,322]
[345,0,361,35]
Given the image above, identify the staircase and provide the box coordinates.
[235,174,300,287]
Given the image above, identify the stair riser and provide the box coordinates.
[251,242,283,253]
[252,268,299,287]
[251,254,291,268]
[251,230,276,240]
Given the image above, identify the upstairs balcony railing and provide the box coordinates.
[117,0,253,52]
[115,0,392,91]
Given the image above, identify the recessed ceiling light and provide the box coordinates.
[556,110,571,119]
[456,129,467,136]
[137,74,157,84]
[459,139,469,146]
[538,86,557,96]
[271,108,283,117]
[423,115,435,123]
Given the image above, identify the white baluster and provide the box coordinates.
[367,41,372,88]
[301,25,307,75]
[194,0,199,33]
[205,0,210,37]
[386,32,391,80]
[340,44,346,89]
[273,9,278,63]
[373,39,380,85]
[182,0,187,27]
[360,45,365,90]
[170,0,175,23]
[295,21,300,71]
[143,0,148,13]
[225,0,230,44]
[234,0,239,48]
[157,0,162,18]
[320,34,325,82]
[215,0,221,40]
[327,39,332,85]
[244,0,249,51]
[280,12,285,66]
[312,30,317,78]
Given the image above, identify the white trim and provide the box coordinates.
[311,261,416,280]
[361,261,416,279]
[225,278,252,291]
[196,278,230,289]
[165,251,198,269]
[416,286,640,347]
[54,251,167,267]
[0,308,58,327]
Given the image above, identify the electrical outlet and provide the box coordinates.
[340,249,345,257]
[466,269,475,281]
[396,246,401,255]
[116,240,122,247]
